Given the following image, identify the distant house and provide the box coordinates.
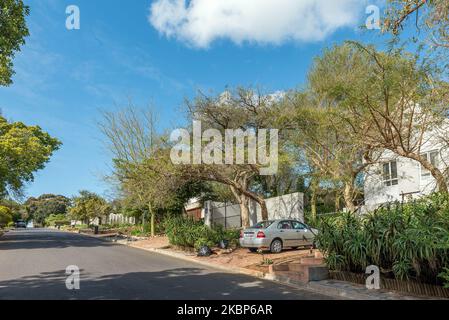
[185,198,204,221]
[363,128,448,212]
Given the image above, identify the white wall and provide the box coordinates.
[363,128,449,211]
[106,214,136,225]
[253,192,304,225]
[205,192,304,228]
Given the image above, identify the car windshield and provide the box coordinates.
[251,221,274,229]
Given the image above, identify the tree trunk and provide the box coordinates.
[150,211,155,237]
[343,182,356,213]
[310,179,318,221]
[239,196,250,228]
[259,199,269,221]
[148,202,155,237]
[230,185,251,228]
[142,210,147,232]
[396,150,449,194]
[335,192,341,212]
[421,160,448,193]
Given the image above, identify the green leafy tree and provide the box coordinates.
[182,88,288,227]
[69,191,111,225]
[100,106,203,236]
[25,194,71,226]
[0,0,30,86]
[0,116,61,197]
[0,205,12,227]
[0,198,23,221]
[306,42,449,193]
[283,89,379,213]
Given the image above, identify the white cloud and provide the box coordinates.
[149,0,364,48]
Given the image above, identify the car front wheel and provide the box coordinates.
[270,239,283,253]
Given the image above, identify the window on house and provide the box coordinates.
[383,161,398,187]
[420,151,439,177]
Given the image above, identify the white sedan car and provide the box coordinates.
[239,219,318,253]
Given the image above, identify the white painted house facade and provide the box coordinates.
[363,126,448,212]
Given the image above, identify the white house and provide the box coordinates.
[363,128,448,212]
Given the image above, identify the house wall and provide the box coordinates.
[363,128,449,212]
[205,192,304,228]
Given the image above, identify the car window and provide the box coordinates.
[251,221,274,229]
[291,221,307,230]
[277,221,292,230]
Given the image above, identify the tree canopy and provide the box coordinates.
[305,42,449,193]
[0,0,30,86]
[25,194,71,226]
[0,115,61,198]
[100,106,208,235]
[384,0,449,48]
[69,191,111,225]
[0,205,12,227]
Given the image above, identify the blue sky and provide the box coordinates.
[0,0,387,199]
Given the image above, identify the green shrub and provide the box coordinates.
[73,224,88,230]
[163,215,240,250]
[0,206,13,228]
[45,214,70,227]
[438,268,449,288]
[316,193,449,286]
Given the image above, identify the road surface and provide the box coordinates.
[0,229,332,300]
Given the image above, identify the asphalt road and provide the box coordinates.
[0,229,332,300]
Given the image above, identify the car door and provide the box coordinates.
[291,221,312,246]
[276,221,296,247]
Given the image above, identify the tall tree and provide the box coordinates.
[182,88,284,227]
[285,89,379,212]
[25,194,71,226]
[99,106,198,236]
[308,42,449,193]
[0,0,30,86]
[0,115,61,198]
[0,205,12,227]
[69,191,111,225]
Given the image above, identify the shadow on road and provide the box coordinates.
[0,229,113,251]
[0,267,329,300]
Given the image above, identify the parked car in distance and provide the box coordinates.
[239,219,318,253]
[15,220,27,229]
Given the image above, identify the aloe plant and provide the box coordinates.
[316,193,449,286]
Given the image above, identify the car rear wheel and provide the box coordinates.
[270,239,283,253]
[248,248,258,253]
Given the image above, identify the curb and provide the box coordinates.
[127,245,429,300]
[129,245,345,299]
[70,231,392,300]
[140,246,267,278]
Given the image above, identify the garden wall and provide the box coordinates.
[205,192,304,229]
